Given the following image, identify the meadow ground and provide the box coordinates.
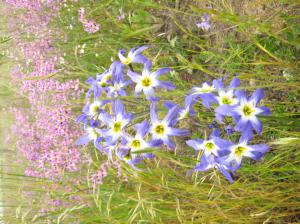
[0,0,300,223]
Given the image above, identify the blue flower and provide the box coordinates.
[214,77,240,122]
[106,77,131,98]
[150,102,189,149]
[76,126,102,149]
[164,94,196,124]
[98,100,133,143]
[224,135,269,171]
[123,120,162,153]
[215,89,270,135]
[194,155,234,183]
[76,100,110,126]
[118,46,150,65]
[186,129,232,157]
[190,80,219,108]
[127,62,175,100]
[86,62,124,98]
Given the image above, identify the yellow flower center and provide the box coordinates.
[130,139,141,150]
[91,105,100,114]
[221,96,233,105]
[154,124,165,135]
[205,142,215,151]
[122,57,131,65]
[106,74,112,80]
[113,121,122,133]
[234,146,246,157]
[141,77,152,87]
[242,105,254,116]
[98,81,107,87]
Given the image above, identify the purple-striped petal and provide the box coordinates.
[164,137,175,149]
[144,87,155,99]
[250,89,264,105]
[135,120,150,137]
[164,101,177,109]
[149,139,163,147]
[229,77,240,88]
[250,144,269,154]
[113,100,125,116]
[85,77,95,84]
[98,112,113,126]
[216,164,234,183]
[186,139,203,150]
[215,105,237,116]
[131,55,149,64]
[76,114,87,124]
[258,106,270,116]
[132,45,149,56]
[235,118,250,132]
[127,70,141,83]
[250,117,263,134]
[169,128,189,136]
[213,78,223,90]
[235,90,247,102]
[150,102,158,123]
[152,68,171,78]
[157,81,176,90]
[210,129,221,137]
[76,135,91,145]
[163,105,179,125]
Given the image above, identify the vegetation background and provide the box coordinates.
[1,0,300,223]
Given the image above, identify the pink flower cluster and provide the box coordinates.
[78,7,100,34]
[5,1,88,180]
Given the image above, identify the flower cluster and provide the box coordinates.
[78,7,100,34]
[186,77,270,182]
[78,46,270,183]
[77,46,189,170]
[6,0,87,180]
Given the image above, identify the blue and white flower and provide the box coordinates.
[127,63,175,99]
[150,102,189,149]
[186,129,231,157]
[85,62,124,98]
[215,89,270,135]
[99,100,133,143]
[194,155,234,183]
[118,46,150,65]
[225,135,269,170]
[76,126,102,149]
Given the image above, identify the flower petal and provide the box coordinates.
[150,102,159,123]
[131,55,149,64]
[250,116,263,134]
[229,77,240,88]
[152,68,171,78]
[135,120,150,137]
[250,89,264,105]
[76,135,91,145]
[157,81,176,90]
[127,69,141,83]
[169,127,189,136]
[186,139,203,150]
[113,100,125,116]
[215,105,237,116]
[235,90,247,102]
[163,105,179,125]
[258,106,270,116]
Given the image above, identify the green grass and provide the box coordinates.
[1,0,300,223]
